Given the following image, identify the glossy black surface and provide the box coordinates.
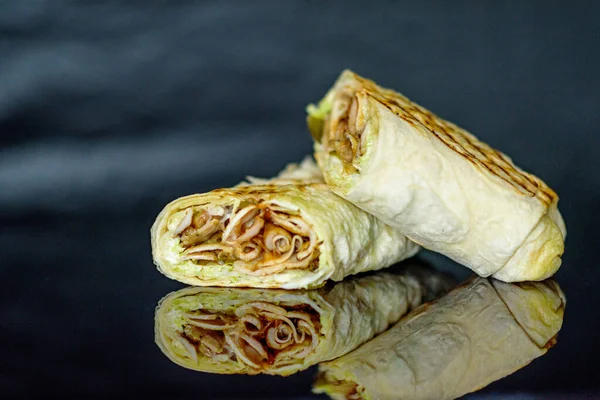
[2,2,598,398]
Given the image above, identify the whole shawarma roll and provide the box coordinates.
[313,276,565,400]
[154,263,455,376]
[151,158,419,289]
[307,70,566,282]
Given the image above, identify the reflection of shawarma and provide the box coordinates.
[151,158,418,289]
[154,263,454,376]
[314,277,565,400]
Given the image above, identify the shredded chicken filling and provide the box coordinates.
[324,92,364,165]
[174,302,321,370]
[170,201,320,275]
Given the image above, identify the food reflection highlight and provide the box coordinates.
[154,263,454,376]
[314,277,565,400]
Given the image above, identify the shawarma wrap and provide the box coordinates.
[313,277,565,400]
[308,70,566,282]
[151,158,419,289]
[154,264,455,376]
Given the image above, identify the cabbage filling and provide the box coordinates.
[168,201,320,276]
[172,301,322,370]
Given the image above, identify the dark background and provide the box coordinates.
[1,1,599,398]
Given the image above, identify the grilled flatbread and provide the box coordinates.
[151,158,419,289]
[308,70,566,282]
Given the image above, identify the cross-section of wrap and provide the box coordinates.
[313,277,565,400]
[151,158,419,289]
[154,264,455,376]
[308,70,566,282]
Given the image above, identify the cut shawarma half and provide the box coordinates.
[151,158,419,289]
[308,70,566,282]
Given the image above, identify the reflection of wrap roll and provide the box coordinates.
[151,158,419,289]
[154,264,455,376]
[308,70,566,282]
[314,277,565,400]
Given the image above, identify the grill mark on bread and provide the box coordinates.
[346,73,556,206]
